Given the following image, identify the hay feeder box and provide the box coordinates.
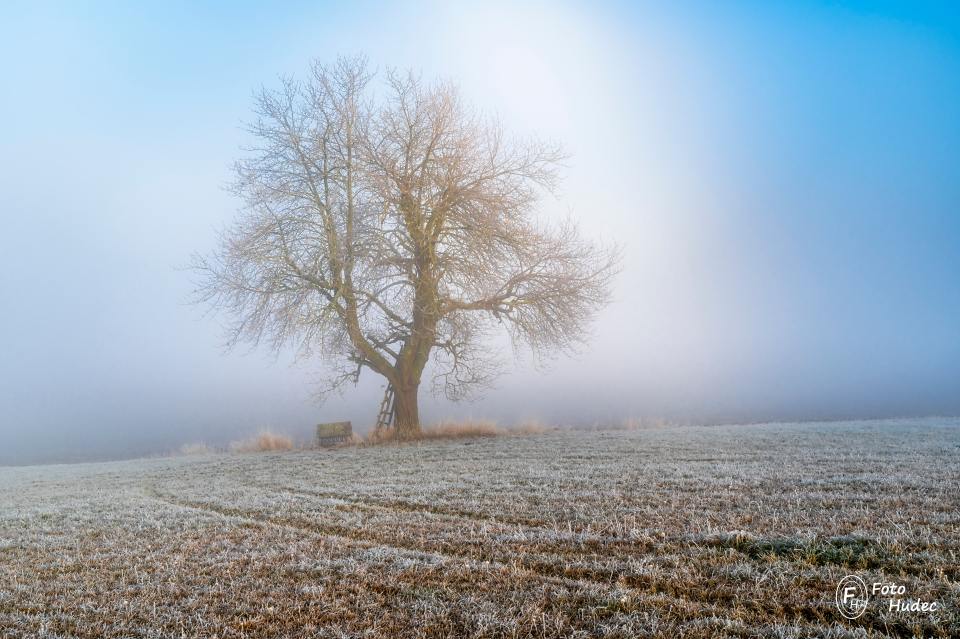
[316,421,352,447]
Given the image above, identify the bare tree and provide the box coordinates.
[193,57,620,436]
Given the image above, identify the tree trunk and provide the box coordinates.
[392,383,421,437]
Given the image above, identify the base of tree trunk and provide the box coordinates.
[392,386,422,437]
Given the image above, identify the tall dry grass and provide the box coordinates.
[364,419,552,445]
[365,420,501,444]
[423,420,502,439]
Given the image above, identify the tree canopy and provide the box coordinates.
[194,57,619,434]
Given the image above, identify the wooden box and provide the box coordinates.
[316,421,352,447]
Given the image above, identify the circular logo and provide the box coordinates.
[836,575,869,619]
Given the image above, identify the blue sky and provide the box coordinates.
[1,1,958,462]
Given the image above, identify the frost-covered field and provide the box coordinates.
[1,420,958,638]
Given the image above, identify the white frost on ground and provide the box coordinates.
[0,419,958,637]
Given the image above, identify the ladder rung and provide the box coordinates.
[374,384,395,431]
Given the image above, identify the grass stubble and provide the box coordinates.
[0,419,957,638]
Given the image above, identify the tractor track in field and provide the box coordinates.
[142,487,747,618]
[240,478,584,532]
[145,487,620,588]
[142,487,876,633]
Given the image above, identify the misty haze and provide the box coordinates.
[1,2,958,638]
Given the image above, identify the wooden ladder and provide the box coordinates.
[374,384,395,433]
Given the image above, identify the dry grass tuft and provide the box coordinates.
[229,430,294,453]
[364,420,504,445]
[362,419,553,446]
[423,419,502,439]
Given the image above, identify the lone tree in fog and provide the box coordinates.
[194,57,619,436]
